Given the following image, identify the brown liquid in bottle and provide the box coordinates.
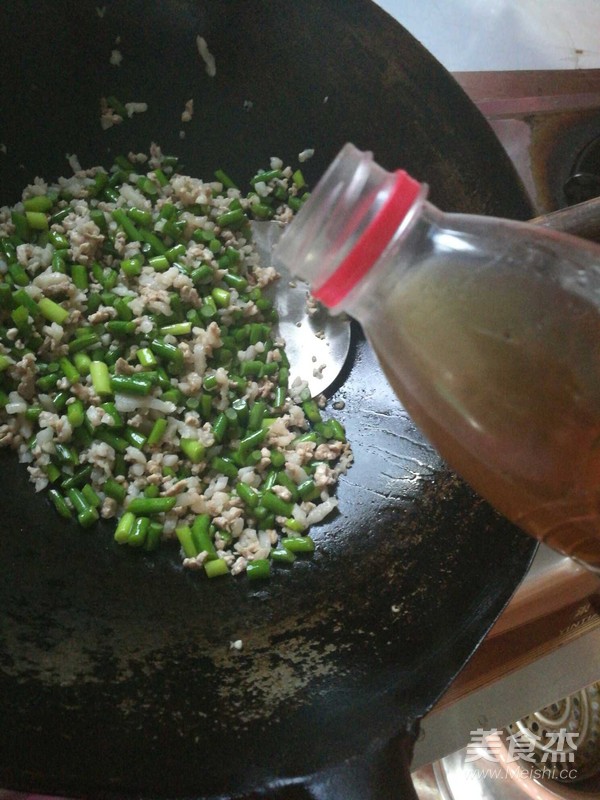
[371,253,600,569]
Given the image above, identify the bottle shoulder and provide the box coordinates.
[345,202,600,326]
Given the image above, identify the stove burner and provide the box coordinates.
[505,683,600,784]
[414,684,600,799]
[565,136,600,204]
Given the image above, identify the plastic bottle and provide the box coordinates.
[275,143,600,572]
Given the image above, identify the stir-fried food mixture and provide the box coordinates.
[0,145,351,578]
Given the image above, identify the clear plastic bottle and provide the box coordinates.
[275,143,600,572]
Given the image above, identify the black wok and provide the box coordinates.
[0,2,536,798]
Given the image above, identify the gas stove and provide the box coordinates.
[414,544,600,769]
[454,69,600,215]
[410,68,600,795]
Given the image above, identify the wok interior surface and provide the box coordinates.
[0,1,536,797]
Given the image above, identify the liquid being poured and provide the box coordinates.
[369,247,600,568]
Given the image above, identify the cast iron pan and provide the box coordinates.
[0,1,536,798]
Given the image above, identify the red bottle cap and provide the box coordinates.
[313,170,421,308]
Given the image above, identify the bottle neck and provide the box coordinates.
[311,175,426,310]
[336,197,440,321]
[273,144,424,310]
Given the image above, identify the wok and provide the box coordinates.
[0,1,536,798]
